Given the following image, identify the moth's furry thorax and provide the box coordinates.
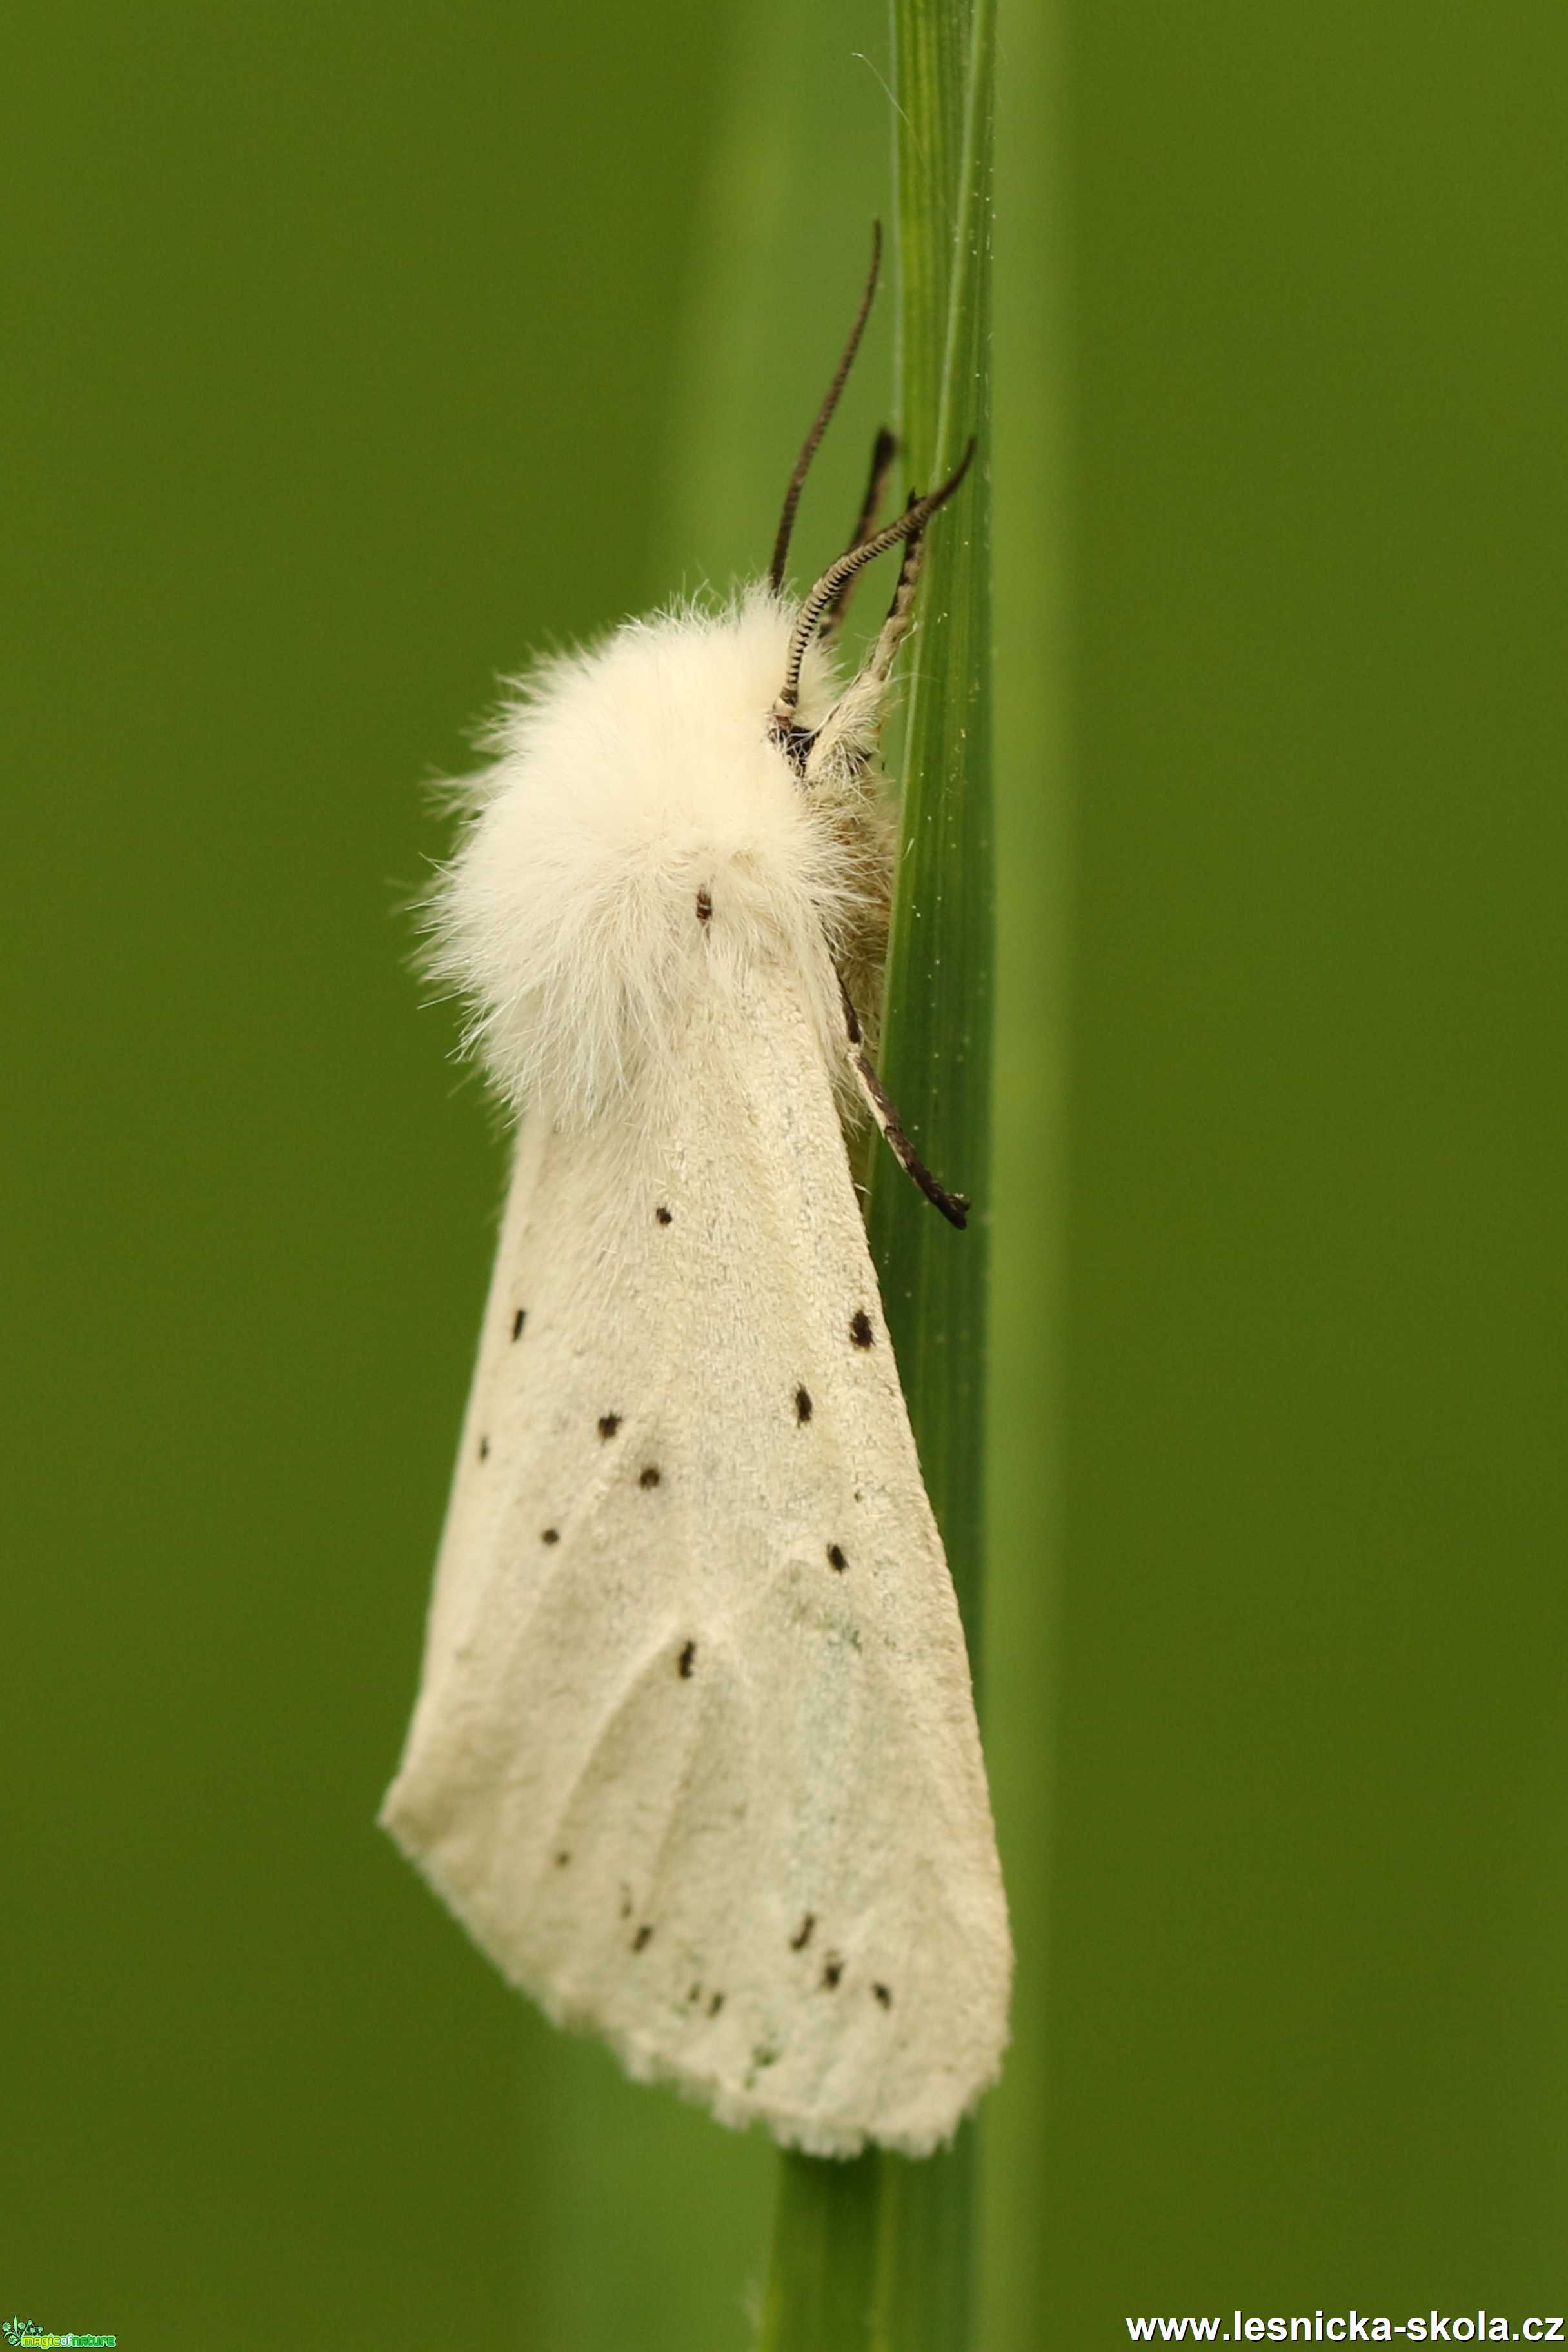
[428,586,893,1128]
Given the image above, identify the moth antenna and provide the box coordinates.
[793,488,927,785]
[768,224,882,595]
[773,439,976,730]
[837,971,969,1230]
[817,425,899,652]
[796,502,924,785]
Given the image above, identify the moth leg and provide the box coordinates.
[817,426,899,654]
[837,969,969,1230]
[862,501,926,689]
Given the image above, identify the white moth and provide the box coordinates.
[381,234,1011,2159]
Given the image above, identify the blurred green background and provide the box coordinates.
[5,3,1565,2347]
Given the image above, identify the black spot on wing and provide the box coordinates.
[826,1544,848,1572]
[639,1465,662,1488]
[873,1982,893,2008]
[795,1386,813,1424]
[598,1413,622,1440]
[708,1991,724,2017]
[477,1435,490,1460]
[695,886,713,924]
[677,1640,696,1678]
[542,1527,560,1545]
[512,1308,526,1341]
[655,1204,673,1225]
[631,1924,655,1953]
[821,1957,844,1990]
[790,1913,815,1951]
[555,1849,571,1867]
[849,1309,874,1348]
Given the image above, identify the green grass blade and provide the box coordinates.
[872,0,996,1637]
[759,2150,880,2348]
[760,2,997,2347]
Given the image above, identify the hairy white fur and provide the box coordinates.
[430,586,892,1130]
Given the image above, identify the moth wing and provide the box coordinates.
[382,952,1010,2157]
